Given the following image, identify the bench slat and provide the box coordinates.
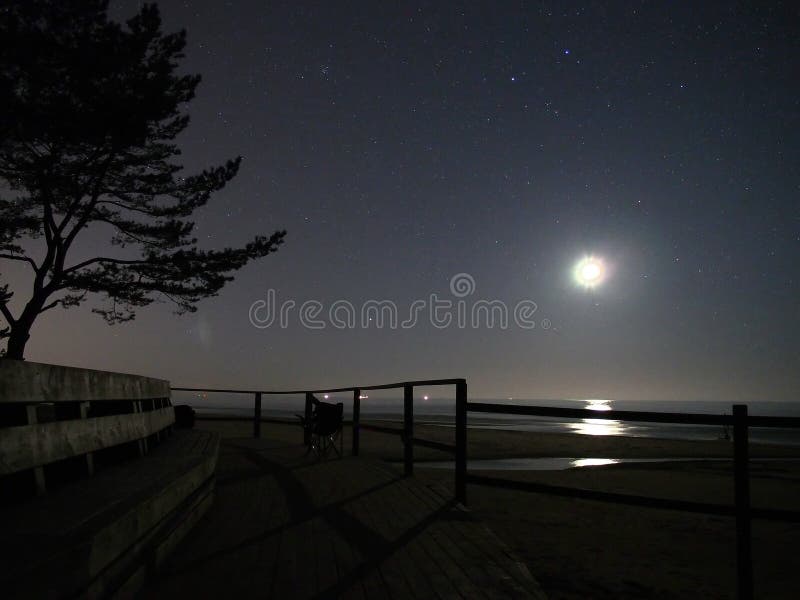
[0,407,175,474]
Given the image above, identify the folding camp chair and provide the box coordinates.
[298,399,343,459]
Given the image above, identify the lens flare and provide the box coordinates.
[574,256,605,288]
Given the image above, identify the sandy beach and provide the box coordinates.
[199,417,800,598]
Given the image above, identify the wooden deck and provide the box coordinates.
[143,435,545,599]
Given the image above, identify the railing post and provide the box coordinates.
[352,388,361,456]
[404,384,413,477]
[154,398,163,442]
[455,380,467,504]
[253,392,262,438]
[733,404,753,600]
[304,392,313,446]
[26,405,47,494]
[133,400,148,456]
[80,401,95,475]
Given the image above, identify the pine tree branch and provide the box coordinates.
[96,198,157,216]
[159,289,189,309]
[40,299,60,312]
[42,193,56,247]
[92,215,172,249]
[0,301,15,325]
[56,145,116,236]
[0,2,286,354]
[62,256,149,276]
[59,148,116,244]
[0,253,39,272]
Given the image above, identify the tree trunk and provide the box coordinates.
[5,319,32,359]
[5,295,45,360]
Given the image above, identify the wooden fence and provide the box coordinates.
[171,378,465,476]
[460,400,800,600]
[171,379,800,600]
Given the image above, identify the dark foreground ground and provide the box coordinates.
[164,419,800,599]
[142,424,545,599]
[419,461,800,600]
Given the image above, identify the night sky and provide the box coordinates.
[7,1,799,401]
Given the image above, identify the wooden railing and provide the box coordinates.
[459,401,800,600]
[170,378,800,599]
[0,360,174,495]
[171,378,466,477]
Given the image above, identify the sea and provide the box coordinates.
[173,391,800,447]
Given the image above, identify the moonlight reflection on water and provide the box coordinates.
[567,399,626,436]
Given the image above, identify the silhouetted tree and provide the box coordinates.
[0,1,285,359]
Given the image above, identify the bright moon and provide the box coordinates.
[574,257,605,288]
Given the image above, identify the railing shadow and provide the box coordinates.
[161,443,451,579]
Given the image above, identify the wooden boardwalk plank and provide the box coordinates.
[313,517,339,594]
[143,437,545,599]
[397,480,485,599]
[390,472,536,598]
[357,570,389,600]
[379,479,455,599]
[330,526,368,600]
[351,480,419,598]
[294,518,317,597]
[269,525,296,598]
[403,469,526,597]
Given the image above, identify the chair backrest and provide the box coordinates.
[314,401,343,435]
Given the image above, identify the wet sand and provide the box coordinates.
[423,460,800,599]
[409,426,800,599]
[201,415,800,461]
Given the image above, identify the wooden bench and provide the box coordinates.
[0,360,219,598]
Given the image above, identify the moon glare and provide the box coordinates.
[574,256,605,288]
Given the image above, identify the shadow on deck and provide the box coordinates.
[143,436,545,599]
